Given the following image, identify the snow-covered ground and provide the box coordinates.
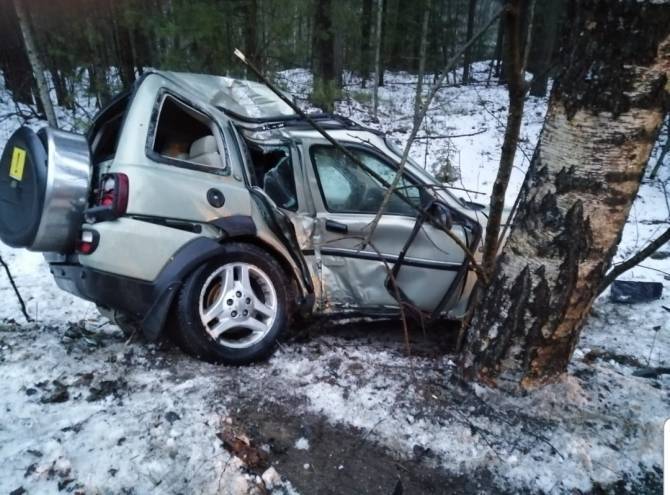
[0,64,668,494]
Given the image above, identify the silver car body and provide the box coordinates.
[77,70,483,325]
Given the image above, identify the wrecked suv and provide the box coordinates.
[0,71,484,364]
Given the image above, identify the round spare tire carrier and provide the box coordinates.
[0,126,91,252]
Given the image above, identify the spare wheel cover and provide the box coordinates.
[0,126,47,248]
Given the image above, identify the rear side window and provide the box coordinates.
[150,95,226,171]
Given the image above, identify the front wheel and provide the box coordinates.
[172,243,289,365]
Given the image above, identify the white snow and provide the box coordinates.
[0,63,668,493]
[293,437,310,451]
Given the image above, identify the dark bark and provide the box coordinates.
[462,0,478,84]
[111,1,136,89]
[529,0,562,97]
[377,0,386,87]
[360,0,373,87]
[244,0,259,70]
[480,0,525,277]
[460,0,670,388]
[311,0,339,111]
[0,0,35,105]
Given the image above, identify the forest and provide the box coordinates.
[0,0,562,115]
[0,0,669,494]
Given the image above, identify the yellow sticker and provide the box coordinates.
[9,147,26,181]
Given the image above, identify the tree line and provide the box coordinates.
[0,0,564,117]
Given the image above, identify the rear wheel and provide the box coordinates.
[173,243,289,365]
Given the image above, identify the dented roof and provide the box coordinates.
[156,70,297,121]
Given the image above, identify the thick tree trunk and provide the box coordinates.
[528,0,562,97]
[109,0,136,89]
[462,0,478,84]
[460,0,670,388]
[244,0,259,70]
[0,0,35,105]
[311,0,337,111]
[13,0,58,127]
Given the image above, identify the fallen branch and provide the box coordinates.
[0,255,32,322]
[598,226,670,294]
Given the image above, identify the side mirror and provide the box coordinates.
[430,202,453,230]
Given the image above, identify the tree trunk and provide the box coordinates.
[0,0,35,105]
[311,0,337,112]
[480,0,525,277]
[360,0,373,87]
[244,0,259,70]
[110,0,136,89]
[493,16,504,78]
[529,0,562,97]
[414,0,431,122]
[462,0,478,84]
[13,0,58,127]
[373,0,384,117]
[460,0,670,388]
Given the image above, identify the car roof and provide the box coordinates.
[150,70,382,134]
[153,70,297,121]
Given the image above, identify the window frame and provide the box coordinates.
[145,89,230,176]
[309,143,426,216]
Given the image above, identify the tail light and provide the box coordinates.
[76,229,99,255]
[98,173,129,215]
[85,173,129,223]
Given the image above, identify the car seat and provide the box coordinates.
[189,135,222,167]
[263,157,297,210]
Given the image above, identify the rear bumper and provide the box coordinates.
[49,262,154,317]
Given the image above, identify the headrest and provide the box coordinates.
[189,135,217,157]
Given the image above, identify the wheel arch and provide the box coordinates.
[142,233,312,341]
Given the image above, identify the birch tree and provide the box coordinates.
[460,0,670,388]
[13,0,58,127]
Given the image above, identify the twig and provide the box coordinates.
[598,226,670,294]
[361,7,505,251]
[234,47,489,284]
[0,255,32,322]
[414,129,488,140]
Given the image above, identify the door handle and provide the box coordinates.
[325,219,348,234]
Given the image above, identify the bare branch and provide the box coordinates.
[234,47,490,284]
[480,0,526,279]
[598,226,670,294]
[0,255,32,322]
[361,7,505,252]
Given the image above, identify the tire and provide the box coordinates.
[172,242,289,365]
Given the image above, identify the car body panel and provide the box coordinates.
[26,69,487,340]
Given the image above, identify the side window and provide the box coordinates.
[311,146,421,216]
[244,140,298,211]
[151,95,226,171]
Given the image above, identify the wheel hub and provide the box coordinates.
[198,262,277,349]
